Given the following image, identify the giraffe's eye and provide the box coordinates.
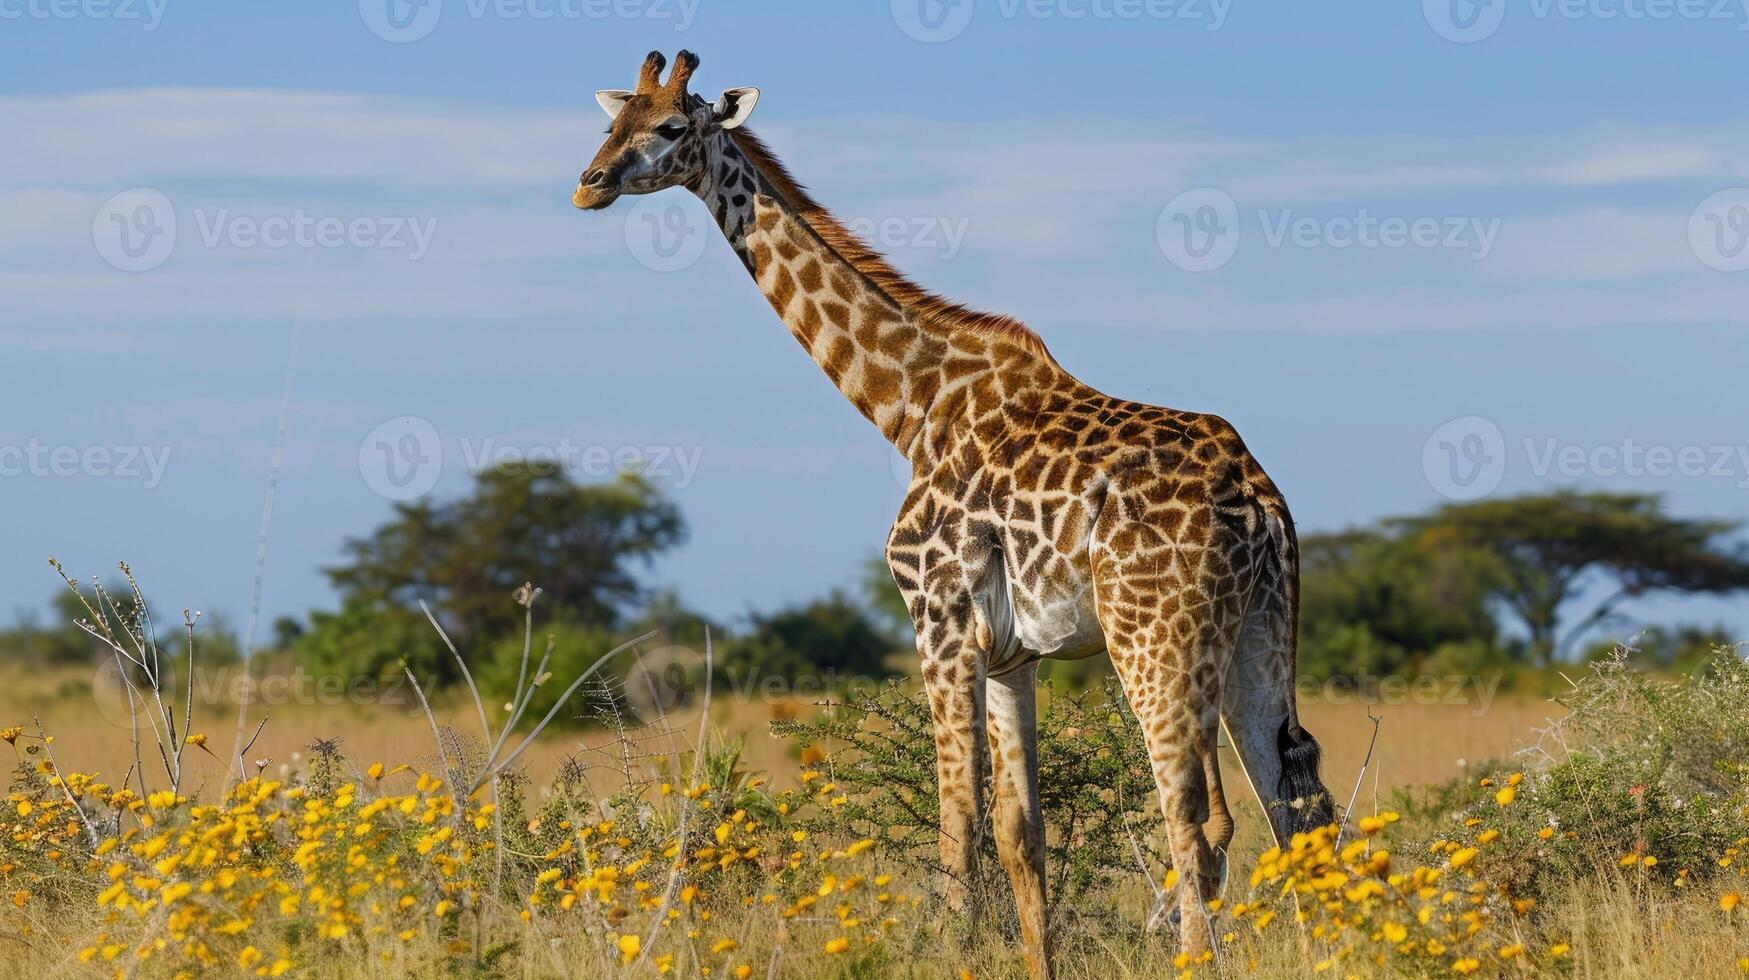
[656,122,688,140]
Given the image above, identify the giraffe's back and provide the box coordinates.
[914,376,1289,673]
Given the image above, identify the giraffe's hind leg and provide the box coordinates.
[1096,591,1243,956]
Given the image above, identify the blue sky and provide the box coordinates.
[2,1,1746,648]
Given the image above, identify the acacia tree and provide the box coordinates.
[1401,491,1749,664]
[307,464,685,681]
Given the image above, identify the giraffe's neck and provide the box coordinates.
[686,129,1059,461]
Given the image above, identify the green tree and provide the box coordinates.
[304,465,685,682]
[1297,528,1504,677]
[718,592,899,689]
[1402,491,1749,664]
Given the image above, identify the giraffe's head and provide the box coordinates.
[572,50,759,211]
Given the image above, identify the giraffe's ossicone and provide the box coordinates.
[575,50,1337,980]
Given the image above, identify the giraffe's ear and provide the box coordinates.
[712,87,759,130]
[596,89,635,119]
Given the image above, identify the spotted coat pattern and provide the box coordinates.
[575,51,1334,979]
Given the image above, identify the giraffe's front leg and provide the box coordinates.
[887,496,993,919]
[919,613,986,917]
[986,661,1053,980]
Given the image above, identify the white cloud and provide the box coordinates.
[4,88,1749,335]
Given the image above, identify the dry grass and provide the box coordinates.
[5,664,1746,979]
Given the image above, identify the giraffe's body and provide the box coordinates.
[575,52,1335,979]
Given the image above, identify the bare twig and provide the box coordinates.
[229,333,295,789]
[32,715,102,848]
[467,630,658,793]
[1336,709,1383,844]
[402,665,459,799]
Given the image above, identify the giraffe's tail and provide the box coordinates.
[1276,718,1336,834]
[1260,504,1337,836]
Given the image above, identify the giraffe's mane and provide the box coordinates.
[727,128,1049,357]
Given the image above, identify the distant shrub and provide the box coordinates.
[299,593,450,683]
[717,593,900,690]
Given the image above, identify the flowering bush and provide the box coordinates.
[1,727,919,977]
[1397,647,1749,901]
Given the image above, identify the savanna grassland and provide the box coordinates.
[3,609,1747,980]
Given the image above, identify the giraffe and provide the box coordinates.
[573,51,1336,978]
